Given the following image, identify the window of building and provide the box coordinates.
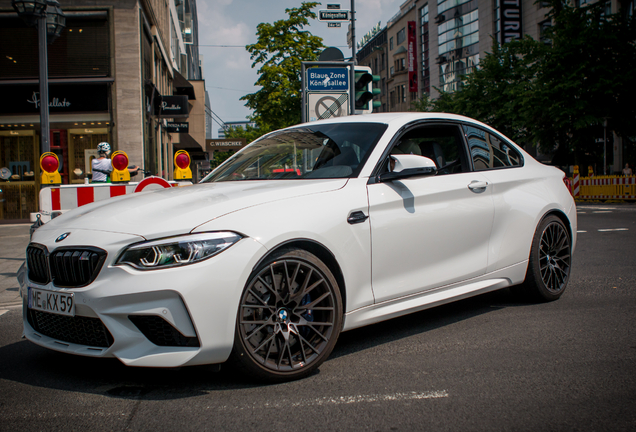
[390,37,394,50]
[401,85,406,102]
[397,28,406,45]
[439,54,479,93]
[381,53,386,70]
[539,20,552,44]
[420,4,430,94]
[437,0,472,15]
[0,12,110,79]
[438,9,479,56]
[463,125,523,170]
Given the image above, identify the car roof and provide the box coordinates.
[299,112,485,128]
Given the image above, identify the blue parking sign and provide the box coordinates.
[307,68,349,92]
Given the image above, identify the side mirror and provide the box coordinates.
[379,154,437,182]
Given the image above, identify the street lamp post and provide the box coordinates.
[12,0,65,156]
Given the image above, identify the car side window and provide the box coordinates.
[390,125,468,175]
[463,125,522,171]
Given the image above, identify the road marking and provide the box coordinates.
[0,310,8,317]
[577,230,587,233]
[593,211,613,214]
[598,228,629,232]
[577,212,586,214]
[221,390,449,410]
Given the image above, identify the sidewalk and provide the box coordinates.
[0,223,30,310]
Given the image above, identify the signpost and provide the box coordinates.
[307,67,349,92]
[318,10,349,21]
[307,93,350,121]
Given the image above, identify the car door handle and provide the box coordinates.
[347,211,368,225]
[468,180,489,192]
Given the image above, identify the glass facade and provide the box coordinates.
[437,6,479,93]
[420,4,430,95]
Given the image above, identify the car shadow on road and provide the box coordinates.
[0,288,529,400]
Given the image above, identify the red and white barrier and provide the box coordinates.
[34,177,190,222]
[572,173,580,197]
[577,176,636,200]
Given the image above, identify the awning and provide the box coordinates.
[174,132,204,153]
[173,70,196,100]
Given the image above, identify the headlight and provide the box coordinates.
[116,232,242,270]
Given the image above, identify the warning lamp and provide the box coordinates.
[40,152,62,184]
[111,150,130,182]
[174,150,192,180]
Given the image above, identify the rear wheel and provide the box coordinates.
[232,248,342,382]
[522,215,572,301]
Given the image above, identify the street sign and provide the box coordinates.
[307,68,349,92]
[308,93,349,121]
[328,22,341,28]
[327,4,340,9]
[166,122,189,133]
[318,10,349,21]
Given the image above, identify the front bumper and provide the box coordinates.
[20,233,267,367]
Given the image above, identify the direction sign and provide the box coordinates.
[318,10,349,21]
[328,22,341,28]
[307,67,349,92]
[308,93,349,121]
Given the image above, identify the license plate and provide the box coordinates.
[28,287,75,317]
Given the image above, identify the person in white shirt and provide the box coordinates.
[623,163,633,176]
[91,142,112,182]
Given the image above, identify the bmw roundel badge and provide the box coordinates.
[55,232,71,243]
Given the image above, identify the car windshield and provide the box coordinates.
[202,122,388,182]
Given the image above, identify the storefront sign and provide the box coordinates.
[0,83,109,114]
[206,139,247,152]
[166,122,189,133]
[500,0,523,43]
[159,95,189,118]
[408,21,418,93]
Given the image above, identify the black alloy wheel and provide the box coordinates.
[522,214,572,301]
[233,248,342,382]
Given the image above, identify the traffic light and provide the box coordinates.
[353,65,381,114]
[40,152,62,185]
[111,151,131,182]
[174,150,192,180]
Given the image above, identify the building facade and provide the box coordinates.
[0,0,207,222]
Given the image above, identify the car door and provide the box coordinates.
[366,123,495,303]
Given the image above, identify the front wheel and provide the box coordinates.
[521,215,572,301]
[232,248,343,382]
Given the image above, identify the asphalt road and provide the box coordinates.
[0,204,634,431]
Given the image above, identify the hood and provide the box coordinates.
[39,179,348,239]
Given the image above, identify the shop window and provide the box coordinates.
[0,13,110,79]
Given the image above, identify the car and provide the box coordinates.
[19,113,576,382]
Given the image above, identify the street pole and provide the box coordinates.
[350,0,355,65]
[603,119,607,176]
[38,13,50,154]
[350,0,356,115]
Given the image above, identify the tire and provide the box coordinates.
[521,215,572,302]
[232,248,343,382]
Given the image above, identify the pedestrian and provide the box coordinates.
[623,163,633,176]
[91,142,112,183]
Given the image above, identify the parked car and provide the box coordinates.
[20,113,576,382]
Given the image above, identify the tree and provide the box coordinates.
[240,2,324,135]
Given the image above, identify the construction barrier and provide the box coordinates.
[33,177,190,222]
[572,175,636,200]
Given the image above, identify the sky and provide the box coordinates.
[196,0,404,137]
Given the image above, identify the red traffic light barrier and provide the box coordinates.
[40,152,62,184]
[111,150,130,182]
[174,150,192,180]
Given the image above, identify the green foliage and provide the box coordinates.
[241,2,324,133]
[411,0,636,165]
